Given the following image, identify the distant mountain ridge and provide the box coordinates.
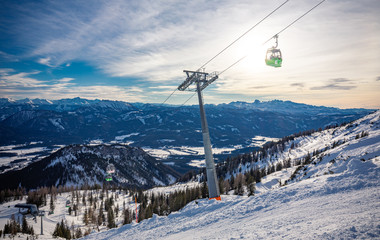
[0,97,370,113]
[0,144,180,190]
[0,97,373,148]
[0,97,134,113]
[222,100,368,115]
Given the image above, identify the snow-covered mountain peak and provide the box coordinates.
[220,99,373,115]
[91,100,134,111]
[0,144,180,190]
[82,112,380,240]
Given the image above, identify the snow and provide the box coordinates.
[0,144,27,151]
[0,195,72,240]
[114,133,139,141]
[143,146,239,160]
[88,139,104,145]
[81,111,380,240]
[0,145,55,172]
[248,136,280,147]
[255,166,297,194]
[188,159,205,168]
[152,177,165,186]
[1,111,379,239]
[83,157,380,239]
[49,118,65,130]
[46,153,77,168]
[145,181,201,196]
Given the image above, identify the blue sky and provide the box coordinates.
[0,0,379,108]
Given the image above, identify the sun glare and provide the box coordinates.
[231,35,268,75]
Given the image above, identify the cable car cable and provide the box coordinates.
[219,56,247,75]
[157,0,324,109]
[160,88,177,105]
[263,0,326,45]
[219,0,326,75]
[160,0,290,105]
[198,0,290,71]
[161,1,289,106]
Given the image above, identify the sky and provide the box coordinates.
[0,0,379,109]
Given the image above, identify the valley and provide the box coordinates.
[0,98,372,175]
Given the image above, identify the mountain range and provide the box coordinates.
[0,97,373,148]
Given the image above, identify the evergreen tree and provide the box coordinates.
[123,209,132,225]
[218,177,225,194]
[201,182,208,198]
[115,203,119,217]
[3,215,21,237]
[75,228,83,239]
[22,215,29,233]
[107,207,116,229]
[248,182,256,196]
[223,180,230,194]
[83,209,89,225]
[98,201,104,226]
[53,220,71,239]
[230,175,235,190]
[50,194,55,213]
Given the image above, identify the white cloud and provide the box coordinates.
[37,57,52,66]
[57,78,75,83]
[0,68,144,102]
[0,69,46,88]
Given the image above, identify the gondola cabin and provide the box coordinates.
[265,48,282,68]
[106,163,116,174]
[105,174,112,182]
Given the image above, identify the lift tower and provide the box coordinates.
[178,70,220,200]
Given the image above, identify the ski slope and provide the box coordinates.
[83,111,380,240]
[84,158,379,239]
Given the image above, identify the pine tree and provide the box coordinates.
[248,182,256,196]
[218,177,225,194]
[98,201,104,226]
[22,215,28,233]
[230,175,235,190]
[82,192,86,206]
[50,194,55,213]
[53,220,71,239]
[123,209,131,225]
[107,207,116,229]
[75,228,83,239]
[73,204,78,216]
[115,203,119,217]
[83,209,89,225]
[201,182,208,198]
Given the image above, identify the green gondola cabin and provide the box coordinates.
[105,174,112,181]
[265,48,282,68]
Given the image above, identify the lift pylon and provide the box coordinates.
[178,70,220,200]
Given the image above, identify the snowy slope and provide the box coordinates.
[0,190,140,240]
[226,110,380,183]
[82,111,380,239]
[83,158,379,239]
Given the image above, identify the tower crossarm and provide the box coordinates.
[178,70,218,91]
